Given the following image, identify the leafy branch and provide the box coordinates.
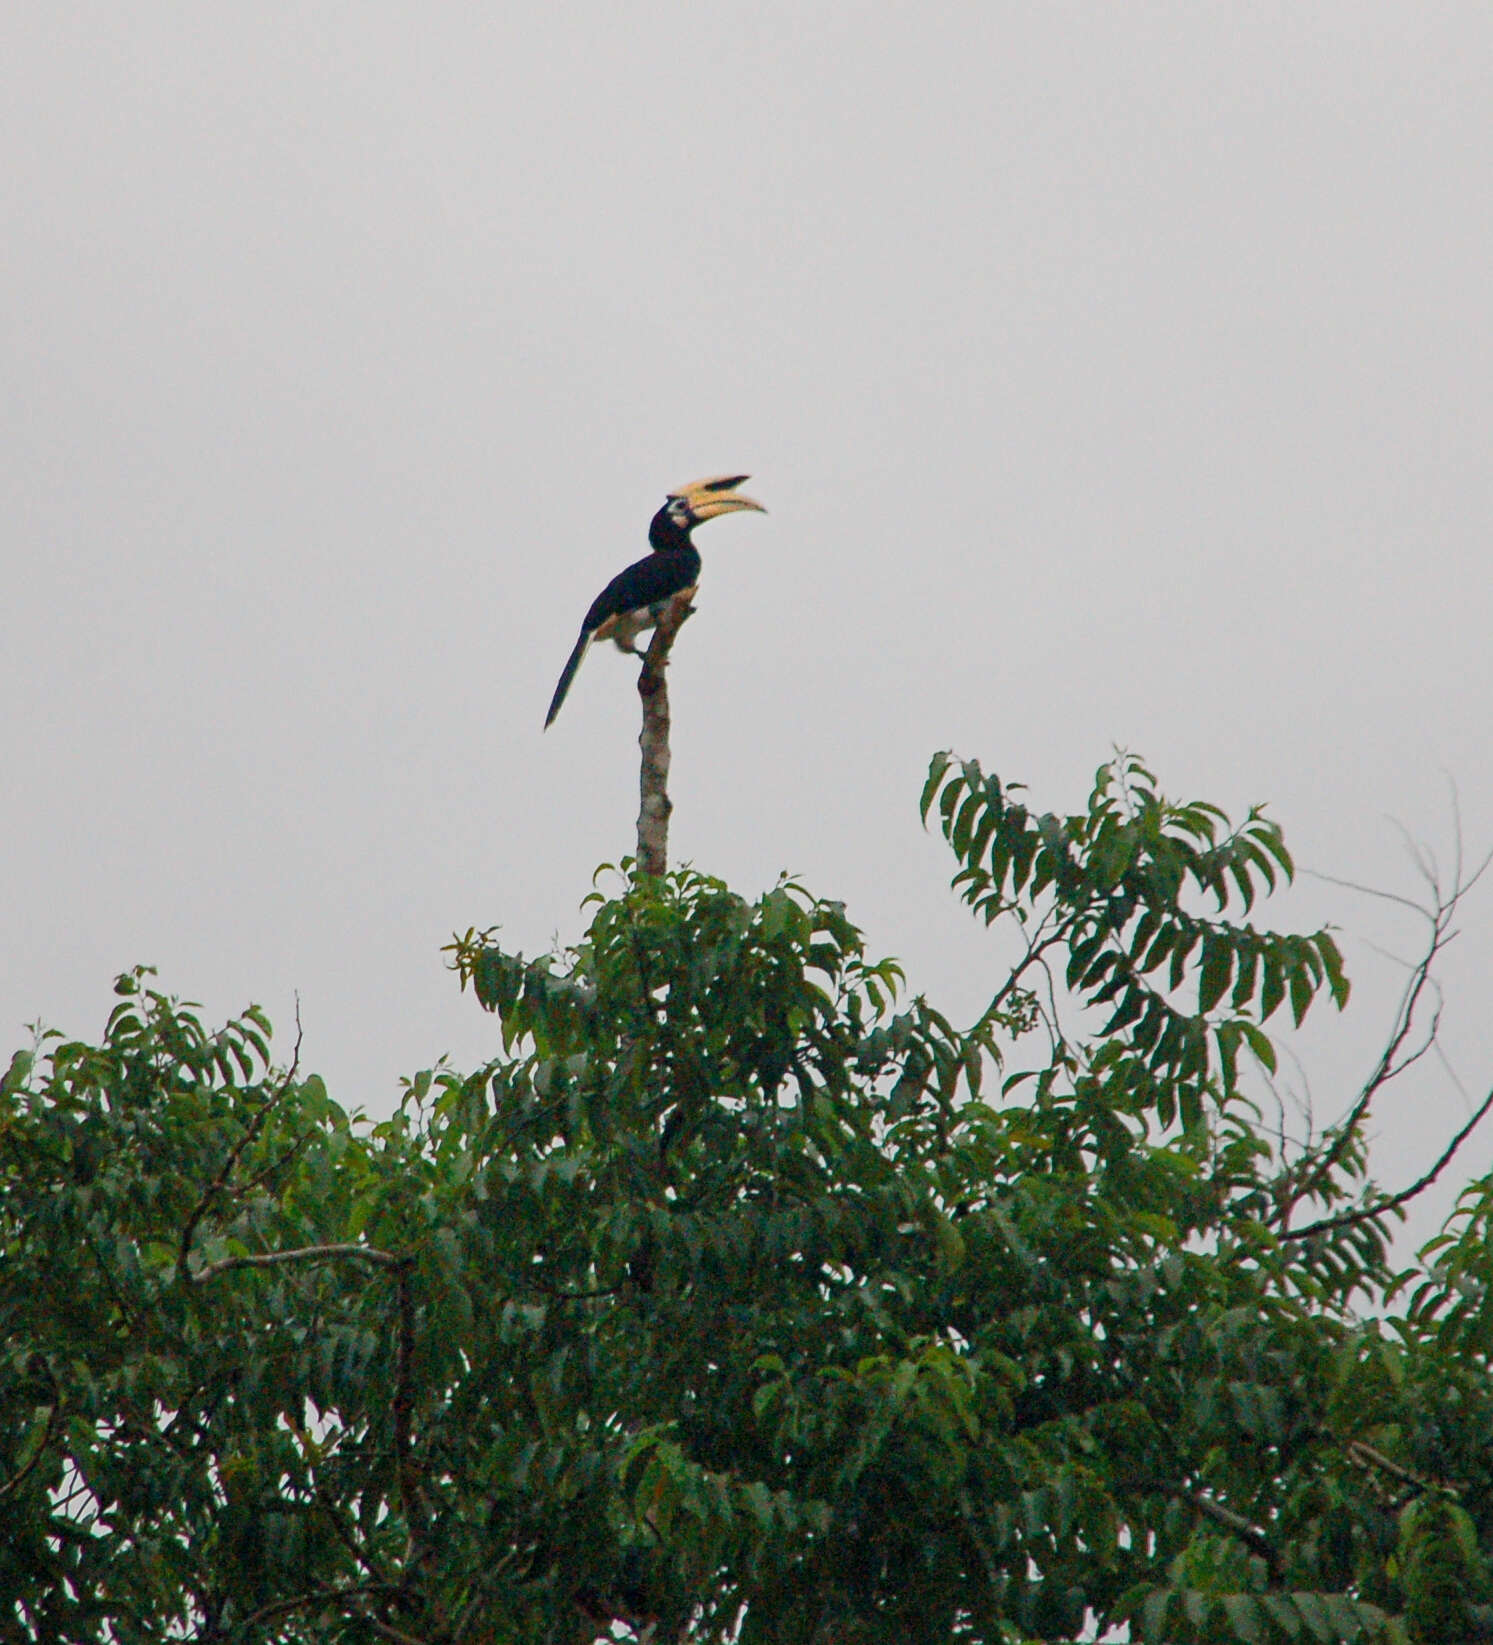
[178,1001,304,1278]
[922,750,1347,1133]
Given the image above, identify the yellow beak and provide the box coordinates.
[671,474,766,520]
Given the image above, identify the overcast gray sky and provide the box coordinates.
[5,4,1490,1247]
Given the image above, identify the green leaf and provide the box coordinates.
[1140,923,1176,975]
[920,752,952,825]
[1197,934,1234,1015]
[1260,1594,1303,1639]
[1240,1021,1278,1075]
[933,1214,965,1271]
[1317,933,1351,1010]
[1289,962,1314,1028]
[1141,1588,1172,1643]
[10,1405,53,1479]
[1,1048,33,1095]
[1168,928,1200,993]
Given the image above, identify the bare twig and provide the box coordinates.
[1279,932,1442,1224]
[1279,836,1489,1228]
[188,1243,403,1283]
[1281,1081,1493,1242]
[636,593,694,878]
[976,919,1066,1037]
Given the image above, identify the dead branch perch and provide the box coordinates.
[636,592,695,878]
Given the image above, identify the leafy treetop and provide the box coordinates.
[3,753,1491,1644]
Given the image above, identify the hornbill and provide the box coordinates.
[543,474,765,728]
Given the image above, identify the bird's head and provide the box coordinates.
[654,475,766,542]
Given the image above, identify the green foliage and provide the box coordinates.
[921,752,1347,1125]
[2,754,1492,1642]
[1395,1497,1488,1643]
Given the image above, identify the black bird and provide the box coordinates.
[544,475,765,728]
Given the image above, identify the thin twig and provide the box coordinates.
[1287,943,1438,1209]
[1303,868,1439,921]
[1277,868,1460,1228]
[1281,1082,1493,1241]
[977,923,1065,1037]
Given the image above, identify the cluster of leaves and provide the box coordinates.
[3,754,1493,1642]
[923,752,1349,1131]
[0,978,418,1638]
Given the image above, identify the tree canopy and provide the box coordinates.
[4,753,1493,1643]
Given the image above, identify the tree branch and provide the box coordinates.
[1182,1486,1281,1578]
[1278,833,1490,1229]
[636,593,694,879]
[187,1242,404,1283]
[1280,938,1441,1221]
[1281,1081,1493,1241]
[1340,1435,1461,1498]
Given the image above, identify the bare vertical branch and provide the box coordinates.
[636,593,695,878]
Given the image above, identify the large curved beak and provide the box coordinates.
[672,474,767,520]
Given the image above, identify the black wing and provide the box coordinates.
[547,544,702,730]
[582,546,701,631]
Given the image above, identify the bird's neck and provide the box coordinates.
[648,511,694,554]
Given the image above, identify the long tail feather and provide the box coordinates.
[544,630,592,728]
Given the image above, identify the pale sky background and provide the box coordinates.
[4,5,1490,1252]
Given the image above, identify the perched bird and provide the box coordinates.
[543,475,765,728]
